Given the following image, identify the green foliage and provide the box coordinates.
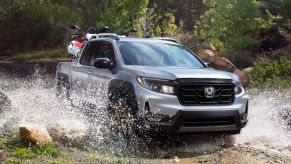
[4,49,67,61]
[101,0,149,35]
[0,0,289,57]
[142,1,180,37]
[65,0,149,35]
[194,0,281,51]
[115,157,132,164]
[12,144,60,159]
[35,144,61,157]
[12,148,37,159]
[0,0,150,55]
[252,57,291,88]
[7,159,20,164]
[3,139,60,159]
[160,12,177,36]
[282,0,291,20]
[0,0,78,54]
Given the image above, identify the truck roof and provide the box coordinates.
[89,33,178,44]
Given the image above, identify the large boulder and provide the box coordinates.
[19,125,52,145]
[47,119,88,147]
[197,49,215,63]
[233,68,250,88]
[208,57,236,72]
[243,67,255,75]
[207,57,250,87]
[0,91,11,113]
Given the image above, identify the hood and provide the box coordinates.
[125,66,238,81]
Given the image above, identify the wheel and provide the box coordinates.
[108,90,139,139]
[111,98,135,138]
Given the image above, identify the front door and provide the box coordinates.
[88,41,116,105]
[71,42,94,101]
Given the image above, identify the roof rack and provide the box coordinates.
[96,33,120,40]
[153,37,178,43]
[87,33,122,41]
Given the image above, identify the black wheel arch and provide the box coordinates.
[56,73,71,97]
[108,79,138,115]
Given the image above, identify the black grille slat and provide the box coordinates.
[178,82,235,105]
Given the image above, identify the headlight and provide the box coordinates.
[136,77,175,95]
[234,83,244,95]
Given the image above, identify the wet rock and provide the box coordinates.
[0,91,11,113]
[207,57,250,87]
[19,125,52,145]
[208,57,236,72]
[197,49,215,63]
[233,68,250,88]
[47,119,88,147]
[243,67,255,75]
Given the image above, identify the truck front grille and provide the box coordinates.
[178,82,235,105]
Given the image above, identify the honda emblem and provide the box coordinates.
[204,87,215,98]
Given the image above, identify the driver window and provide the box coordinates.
[80,41,115,66]
[79,43,94,66]
[90,41,115,65]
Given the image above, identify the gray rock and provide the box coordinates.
[47,119,89,147]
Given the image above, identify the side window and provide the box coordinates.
[79,43,94,66]
[90,41,115,65]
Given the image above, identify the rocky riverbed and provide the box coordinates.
[0,67,291,163]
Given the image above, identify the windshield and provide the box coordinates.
[118,41,205,68]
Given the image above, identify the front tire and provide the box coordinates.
[111,98,135,138]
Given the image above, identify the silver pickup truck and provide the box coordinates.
[56,34,248,134]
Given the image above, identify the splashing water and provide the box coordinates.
[0,71,291,157]
[236,89,291,146]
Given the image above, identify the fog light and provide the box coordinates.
[241,113,247,120]
[144,102,174,123]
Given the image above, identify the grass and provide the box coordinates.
[1,139,61,159]
[250,56,291,89]
[0,138,118,163]
[1,49,68,61]
[11,144,60,159]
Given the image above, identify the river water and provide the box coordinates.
[0,70,290,157]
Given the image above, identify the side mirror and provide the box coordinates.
[94,58,114,69]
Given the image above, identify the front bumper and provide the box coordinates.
[135,83,248,133]
[138,110,247,133]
